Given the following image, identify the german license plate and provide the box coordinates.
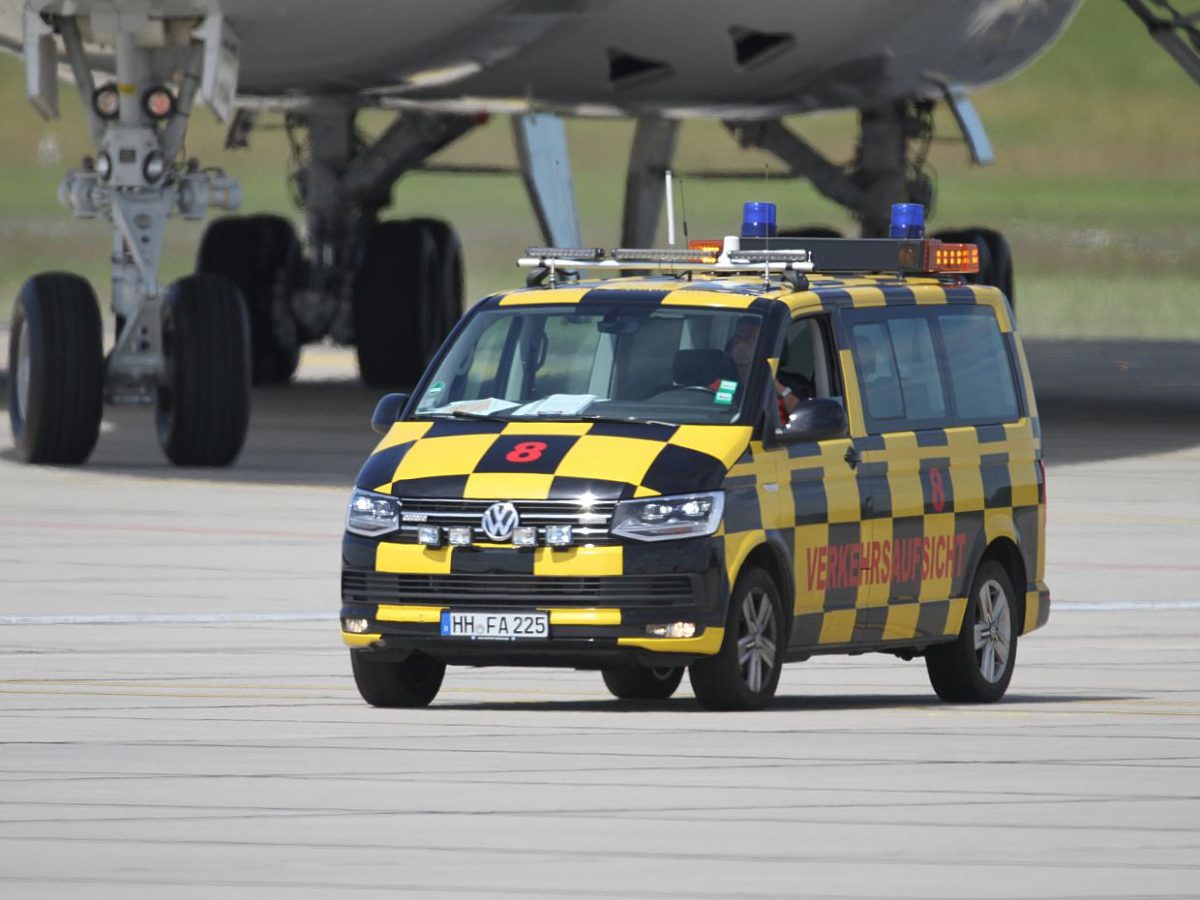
[439,610,549,640]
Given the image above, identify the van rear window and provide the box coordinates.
[938,311,1019,423]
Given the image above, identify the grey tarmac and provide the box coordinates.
[0,337,1197,899]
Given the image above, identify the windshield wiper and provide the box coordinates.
[415,410,512,422]
[569,413,680,428]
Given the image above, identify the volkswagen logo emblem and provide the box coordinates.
[481,501,520,542]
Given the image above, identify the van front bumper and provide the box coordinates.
[339,536,728,667]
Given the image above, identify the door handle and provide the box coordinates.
[844,446,860,470]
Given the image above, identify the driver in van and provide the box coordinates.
[726,316,808,424]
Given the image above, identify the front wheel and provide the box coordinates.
[601,666,684,701]
[8,273,104,464]
[925,559,1018,703]
[155,275,251,466]
[351,650,445,708]
[689,567,785,711]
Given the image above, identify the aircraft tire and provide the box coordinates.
[197,214,302,385]
[408,217,465,361]
[7,273,104,465]
[932,228,1015,308]
[350,650,445,708]
[353,219,462,389]
[601,666,685,700]
[155,275,251,467]
[778,225,843,238]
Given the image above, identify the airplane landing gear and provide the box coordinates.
[15,13,247,466]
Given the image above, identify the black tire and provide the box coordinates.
[155,275,251,467]
[601,666,685,701]
[353,218,463,389]
[932,227,1014,308]
[351,650,445,708]
[7,273,104,464]
[408,217,465,362]
[689,566,785,711]
[925,559,1019,703]
[778,226,842,238]
[197,214,301,384]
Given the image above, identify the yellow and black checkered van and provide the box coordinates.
[341,242,1047,711]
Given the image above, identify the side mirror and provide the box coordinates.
[371,393,410,434]
[777,398,849,444]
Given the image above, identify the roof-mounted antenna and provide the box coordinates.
[678,174,690,246]
[665,168,675,246]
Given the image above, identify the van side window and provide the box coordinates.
[845,305,1021,433]
[850,317,945,421]
[937,311,1019,422]
[849,321,904,421]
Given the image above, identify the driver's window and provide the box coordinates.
[777,316,839,413]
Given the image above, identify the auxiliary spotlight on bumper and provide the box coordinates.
[646,622,697,639]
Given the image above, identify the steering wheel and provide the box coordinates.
[645,385,718,402]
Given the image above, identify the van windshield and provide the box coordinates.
[413,303,767,425]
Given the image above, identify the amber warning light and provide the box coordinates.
[926,240,980,274]
[687,239,723,262]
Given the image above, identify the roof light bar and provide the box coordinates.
[612,248,714,263]
[526,247,606,261]
[728,249,812,265]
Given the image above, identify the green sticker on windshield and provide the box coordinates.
[714,380,736,406]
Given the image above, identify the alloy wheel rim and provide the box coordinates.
[15,322,31,423]
[737,587,777,694]
[973,579,1012,683]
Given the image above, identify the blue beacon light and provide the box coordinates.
[889,203,926,239]
[741,201,777,238]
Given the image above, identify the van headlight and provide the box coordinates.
[346,488,400,537]
[610,491,724,542]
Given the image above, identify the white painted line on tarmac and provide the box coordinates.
[1055,599,1200,611]
[0,612,339,626]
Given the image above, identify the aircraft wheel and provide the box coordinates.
[689,566,785,711]
[155,275,251,467]
[932,228,1015,307]
[408,217,465,361]
[778,225,842,238]
[353,219,463,389]
[350,650,445,708]
[601,666,685,700]
[7,273,104,464]
[197,214,301,384]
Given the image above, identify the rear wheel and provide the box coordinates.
[351,650,445,708]
[689,566,785,711]
[353,218,463,388]
[155,275,251,466]
[925,559,1018,703]
[601,666,684,701]
[197,214,301,384]
[7,273,104,464]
